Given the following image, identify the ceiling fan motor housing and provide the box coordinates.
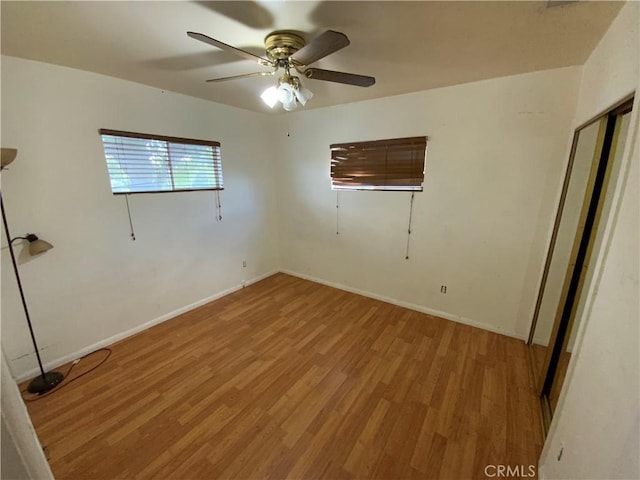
[265,31,306,63]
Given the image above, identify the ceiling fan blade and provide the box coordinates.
[187,31,272,65]
[205,71,276,83]
[304,68,376,87]
[290,30,350,66]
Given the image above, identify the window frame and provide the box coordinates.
[99,129,223,195]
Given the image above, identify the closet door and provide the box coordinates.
[527,98,633,430]
[546,106,632,414]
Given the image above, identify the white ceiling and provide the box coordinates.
[1,1,623,113]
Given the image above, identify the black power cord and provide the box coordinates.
[21,348,112,402]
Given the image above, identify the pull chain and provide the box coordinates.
[125,194,136,241]
[405,191,415,259]
[215,190,222,221]
[336,191,340,235]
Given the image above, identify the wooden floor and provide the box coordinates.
[23,273,544,479]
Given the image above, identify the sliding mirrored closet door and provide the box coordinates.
[528,97,633,430]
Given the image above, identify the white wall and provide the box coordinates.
[276,66,581,339]
[1,56,280,379]
[539,2,639,478]
[1,349,54,479]
[1,418,30,480]
[572,2,639,127]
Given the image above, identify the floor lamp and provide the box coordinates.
[1,147,64,394]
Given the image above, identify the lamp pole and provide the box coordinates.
[1,191,63,394]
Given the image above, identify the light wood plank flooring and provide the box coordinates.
[23,273,544,479]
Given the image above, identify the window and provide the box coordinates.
[99,129,223,194]
[330,136,427,191]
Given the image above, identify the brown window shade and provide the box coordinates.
[99,129,223,195]
[330,136,427,191]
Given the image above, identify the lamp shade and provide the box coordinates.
[29,239,54,256]
[1,148,17,169]
[23,234,53,256]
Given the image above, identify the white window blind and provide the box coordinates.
[330,136,427,191]
[99,129,223,194]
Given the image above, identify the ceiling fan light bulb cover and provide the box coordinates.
[277,83,294,104]
[294,87,313,106]
[28,239,54,256]
[260,86,279,108]
[282,98,298,111]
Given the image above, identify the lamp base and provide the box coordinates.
[27,371,64,395]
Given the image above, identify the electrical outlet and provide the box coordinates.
[440,285,447,294]
[242,260,247,268]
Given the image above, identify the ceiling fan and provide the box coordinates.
[186,29,376,111]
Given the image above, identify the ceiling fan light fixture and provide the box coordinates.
[260,69,314,111]
[294,86,313,106]
[260,86,279,108]
[282,97,298,111]
[277,82,295,104]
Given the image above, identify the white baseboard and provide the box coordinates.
[15,270,278,383]
[280,269,527,341]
